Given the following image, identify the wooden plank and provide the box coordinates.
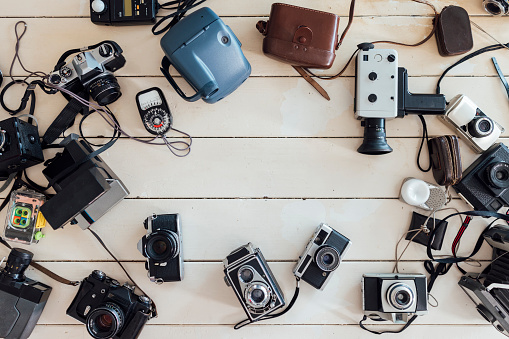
[0,17,507,78]
[0,198,492,261]
[10,261,490,325]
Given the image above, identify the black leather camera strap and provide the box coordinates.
[359,314,418,335]
[492,57,509,100]
[152,0,208,35]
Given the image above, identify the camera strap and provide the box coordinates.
[491,57,509,100]
[152,0,208,35]
[359,314,418,335]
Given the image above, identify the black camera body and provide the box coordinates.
[293,223,351,290]
[90,0,158,25]
[454,143,509,212]
[40,135,129,230]
[0,117,44,180]
[223,243,285,322]
[67,270,153,339]
[0,248,52,339]
[137,214,184,283]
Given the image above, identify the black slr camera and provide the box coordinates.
[223,243,285,322]
[454,143,509,212]
[48,41,126,106]
[67,270,153,339]
[137,213,184,283]
[0,117,44,180]
[293,223,351,290]
[0,248,52,339]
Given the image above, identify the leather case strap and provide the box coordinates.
[292,66,330,101]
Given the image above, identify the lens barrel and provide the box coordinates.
[3,248,33,281]
[86,303,124,339]
[145,230,179,262]
[315,246,341,272]
[488,162,509,189]
[467,117,494,138]
[88,73,122,106]
[387,283,415,310]
[483,0,509,15]
[357,118,393,155]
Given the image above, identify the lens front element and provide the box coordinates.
[387,283,415,310]
[315,246,341,272]
[245,283,271,309]
[86,303,124,339]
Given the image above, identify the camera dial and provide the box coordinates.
[86,303,124,339]
[387,283,415,310]
[468,117,494,138]
[488,162,509,189]
[245,283,271,309]
[315,246,341,272]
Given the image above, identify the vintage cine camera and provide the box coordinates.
[0,248,52,339]
[453,143,509,212]
[67,270,153,339]
[223,243,285,322]
[483,0,509,15]
[90,0,158,25]
[48,41,126,106]
[137,213,183,283]
[362,273,428,324]
[439,95,504,153]
[40,134,129,230]
[354,43,446,155]
[0,117,44,180]
[293,223,351,290]
[4,189,46,245]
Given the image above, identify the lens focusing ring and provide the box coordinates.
[467,117,494,138]
[488,162,509,189]
[315,246,341,272]
[88,73,121,106]
[387,283,415,310]
[86,303,124,339]
[145,230,179,262]
[245,282,271,309]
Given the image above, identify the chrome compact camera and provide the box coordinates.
[48,41,126,106]
[439,95,504,153]
[223,243,285,322]
[137,213,183,283]
[293,223,351,290]
[483,0,509,15]
[67,270,153,339]
[362,273,428,324]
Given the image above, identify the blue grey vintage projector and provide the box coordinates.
[160,7,251,103]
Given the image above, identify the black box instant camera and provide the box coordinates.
[40,135,129,230]
[0,117,44,180]
[0,248,52,339]
[67,270,153,339]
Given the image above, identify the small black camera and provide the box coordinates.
[293,223,351,290]
[0,248,52,339]
[137,213,184,283]
[67,270,153,339]
[0,117,44,180]
[90,0,158,26]
[223,243,285,322]
[454,143,509,212]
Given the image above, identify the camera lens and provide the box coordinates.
[387,283,415,310]
[3,248,33,281]
[467,117,494,138]
[488,162,509,189]
[245,283,271,309]
[88,73,122,106]
[238,267,254,283]
[251,289,265,303]
[357,118,393,155]
[145,230,179,261]
[315,246,341,272]
[483,0,506,15]
[86,303,124,339]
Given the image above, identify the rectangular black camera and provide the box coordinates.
[137,213,183,283]
[454,143,509,212]
[67,270,153,339]
[0,117,44,180]
[40,134,129,230]
[90,0,158,26]
[293,223,351,290]
[0,248,52,339]
[362,273,428,324]
[223,243,285,322]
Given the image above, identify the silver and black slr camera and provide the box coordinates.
[48,41,126,106]
[454,143,509,212]
[293,223,351,290]
[67,270,153,339]
[440,95,504,153]
[0,248,52,339]
[362,273,428,324]
[137,213,183,283]
[483,0,509,15]
[223,243,285,322]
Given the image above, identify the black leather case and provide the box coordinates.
[435,6,473,56]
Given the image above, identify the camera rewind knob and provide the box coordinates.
[91,0,107,14]
[387,54,396,62]
[98,44,113,57]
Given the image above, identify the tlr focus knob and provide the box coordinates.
[91,0,107,14]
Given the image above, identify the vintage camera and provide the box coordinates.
[483,224,509,252]
[90,0,158,25]
[439,95,504,153]
[40,134,129,230]
[137,213,183,283]
[453,143,509,212]
[293,223,351,290]
[0,248,52,339]
[223,243,285,322]
[354,43,446,155]
[67,270,153,339]
[0,117,44,180]
[48,42,126,106]
[4,189,46,245]
[362,273,428,324]
[483,0,509,15]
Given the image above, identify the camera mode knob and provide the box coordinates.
[139,296,151,304]
[387,54,396,62]
[99,44,113,57]
[92,270,106,281]
[368,94,377,103]
[91,0,107,14]
[123,282,135,291]
[368,72,377,81]
[49,74,61,85]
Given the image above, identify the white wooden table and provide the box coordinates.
[1,0,508,338]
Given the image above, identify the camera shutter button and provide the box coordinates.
[91,0,107,14]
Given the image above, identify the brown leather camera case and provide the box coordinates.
[428,135,462,186]
[435,6,473,56]
[256,3,340,69]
